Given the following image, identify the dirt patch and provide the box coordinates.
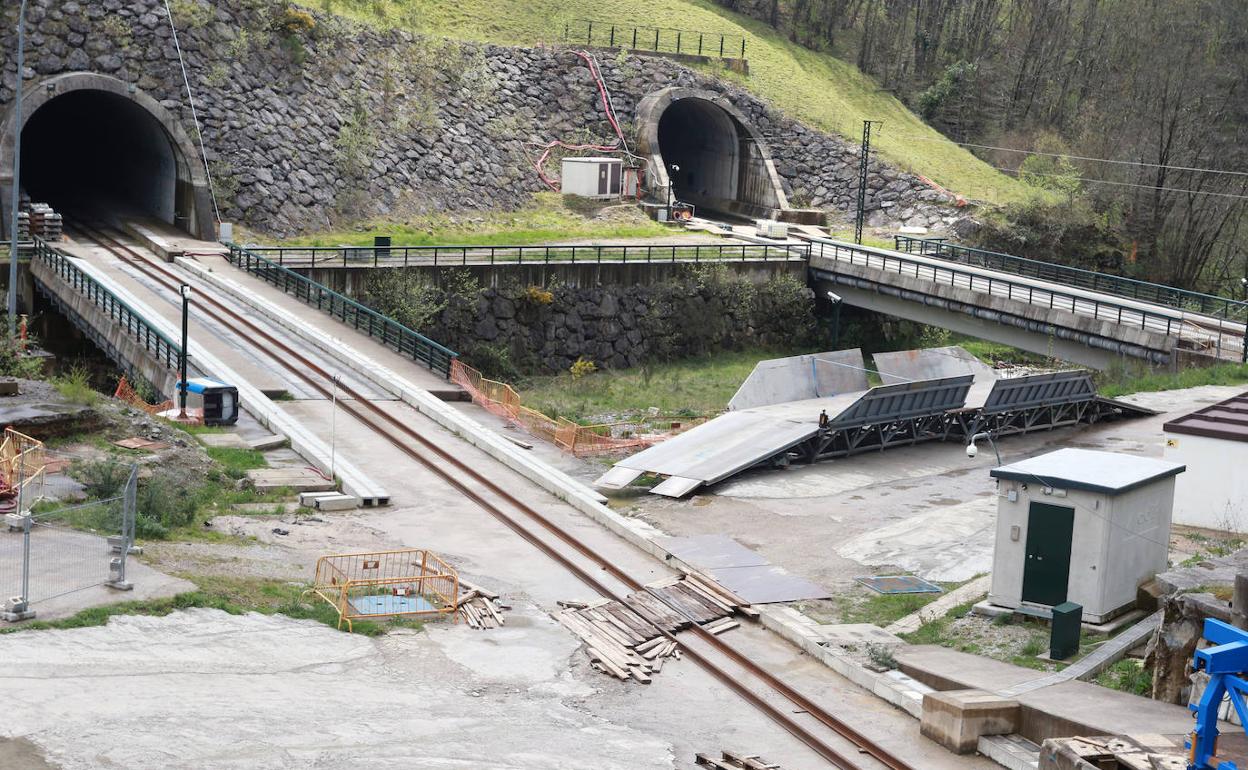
[0,737,58,769]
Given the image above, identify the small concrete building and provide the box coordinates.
[987,448,1185,624]
[560,157,623,199]
[1163,392,1248,532]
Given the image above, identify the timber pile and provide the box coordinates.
[456,579,508,630]
[557,573,755,682]
[695,751,784,769]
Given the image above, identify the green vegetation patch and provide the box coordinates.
[275,192,672,247]
[1097,361,1248,400]
[1095,660,1152,697]
[1,575,421,637]
[520,346,811,423]
[302,0,1036,204]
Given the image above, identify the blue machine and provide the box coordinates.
[176,377,240,426]
[1188,618,1248,770]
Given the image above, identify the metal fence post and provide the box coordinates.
[3,450,34,622]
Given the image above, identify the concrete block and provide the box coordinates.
[299,491,338,507]
[312,493,359,511]
[920,689,1021,754]
[0,380,19,396]
[248,434,288,451]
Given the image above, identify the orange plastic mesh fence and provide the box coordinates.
[449,359,703,456]
[114,376,174,415]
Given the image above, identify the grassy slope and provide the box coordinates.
[314,0,1038,205]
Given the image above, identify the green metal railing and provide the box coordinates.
[33,238,181,370]
[226,244,458,379]
[242,241,809,269]
[563,18,746,59]
[894,235,1248,323]
[813,237,1248,362]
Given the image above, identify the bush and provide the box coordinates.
[569,357,597,380]
[53,366,99,406]
[169,0,215,29]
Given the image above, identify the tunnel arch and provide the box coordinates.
[0,72,215,240]
[637,87,789,220]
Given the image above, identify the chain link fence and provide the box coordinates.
[1,462,136,622]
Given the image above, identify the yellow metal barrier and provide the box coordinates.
[0,427,46,500]
[312,548,459,632]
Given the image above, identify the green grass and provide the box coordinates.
[1095,660,1152,696]
[52,366,100,407]
[275,192,674,247]
[1097,362,1248,399]
[307,0,1039,205]
[0,575,423,637]
[204,446,268,479]
[520,346,811,422]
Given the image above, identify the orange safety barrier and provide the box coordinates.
[450,359,703,456]
[312,548,459,632]
[114,376,173,415]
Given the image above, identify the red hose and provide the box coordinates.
[530,50,630,190]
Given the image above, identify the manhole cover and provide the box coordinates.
[854,575,943,594]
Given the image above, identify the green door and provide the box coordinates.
[1021,502,1075,606]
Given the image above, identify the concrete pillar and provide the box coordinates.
[920,689,1021,754]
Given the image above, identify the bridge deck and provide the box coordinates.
[807,237,1245,363]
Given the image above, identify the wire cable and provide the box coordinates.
[162,0,221,224]
[992,166,1248,201]
[894,134,1248,178]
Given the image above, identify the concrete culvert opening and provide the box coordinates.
[639,88,789,221]
[3,74,216,239]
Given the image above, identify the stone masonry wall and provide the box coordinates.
[1,0,952,236]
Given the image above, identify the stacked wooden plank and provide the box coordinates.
[557,573,755,682]
[695,751,784,769]
[456,580,508,630]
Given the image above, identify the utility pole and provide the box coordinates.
[854,120,882,245]
[178,284,191,418]
[8,0,29,339]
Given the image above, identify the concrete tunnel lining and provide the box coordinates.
[0,72,216,240]
[637,87,789,221]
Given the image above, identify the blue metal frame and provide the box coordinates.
[1189,618,1248,770]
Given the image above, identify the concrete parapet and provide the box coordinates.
[920,689,1021,754]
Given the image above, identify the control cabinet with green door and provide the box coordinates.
[1021,502,1075,606]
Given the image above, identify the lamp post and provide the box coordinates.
[966,431,1001,466]
[8,0,29,339]
[178,284,191,418]
[667,163,680,220]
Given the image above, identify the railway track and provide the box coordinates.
[68,221,915,770]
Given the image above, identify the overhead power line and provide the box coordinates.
[993,166,1248,202]
[897,134,1248,178]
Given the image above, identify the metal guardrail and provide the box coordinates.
[894,235,1248,322]
[812,237,1248,361]
[33,238,181,370]
[563,18,746,59]
[240,241,808,269]
[226,243,458,379]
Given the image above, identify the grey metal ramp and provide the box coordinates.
[829,375,974,428]
[709,565,831,604]
[609,408,821,487]
[873,346,999,384]
[980,370,1096,413]
[728,349,868,410]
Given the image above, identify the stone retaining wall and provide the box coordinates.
[3,0,953,236]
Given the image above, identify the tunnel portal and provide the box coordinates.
[638,88,789,221]
[2,73,215,240]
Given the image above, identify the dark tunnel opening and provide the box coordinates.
[655,97,782,219]
[20,89,183,229]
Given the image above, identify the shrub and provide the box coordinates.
[569,357,597,380]
[53,366,99,406]
[523,285,554,305]
[169,0,216,29]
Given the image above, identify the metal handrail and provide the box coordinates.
[563,18,746,59]
[894,235,1248,322]
[813,237,1248,361]
[32,237,181,370]
[236,241,809,269]
[226,243,458,379]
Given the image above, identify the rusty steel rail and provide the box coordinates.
[79,222,911,770]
